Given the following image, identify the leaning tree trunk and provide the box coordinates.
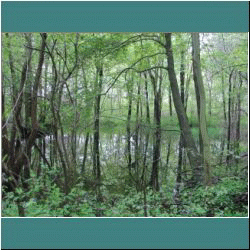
[191,33,212,186]
[176,49,185,201]
[165,33,203,185]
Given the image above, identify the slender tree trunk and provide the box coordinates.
[140,73,150,186]
[1,80,7,137]
[192,42,203,155]
[144,73,151,124]
[236,72,242,146]
[134,81,141,190]
[110,88,113,115]
[149,70,161,191]
[52,82,71,194]
[93,65,102,202]
[24,33,33,128]
[180,50,185,106]
[93,93,101,179]
[221,72,227,123]
[6,33,18,174]
[169,85,172,116]
[57,83,72,190]
[71,34,79,176]
[176,49,185,199]
[166,140,171,169]
[2,75,9,175]
[219,138,225,165]
[22,33,34,189]
[208,85,212,117]
[40,53,48,171]
[226,69,234,168]
[151,99,161,191]
[36,138,42,178]
[127,87,132,172]
[71,70,79,175]
[56,134,70,194]
[50,59,69,195]
[235,71,242,168]
[184,66,191,113]
[37,57,45,178]
[81,132,90,174]
[143,186,148,217]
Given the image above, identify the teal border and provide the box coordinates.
[1,218,249,249]
[1,1,249,32]
[1,1,249,249]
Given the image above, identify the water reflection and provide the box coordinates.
[44,132,223,172]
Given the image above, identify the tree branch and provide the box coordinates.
[103,66,168,95]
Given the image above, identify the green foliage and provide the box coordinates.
[2,171,96,217]
[101,188,167,217]
[180,177,248,217]
[101,120,118,132]
[2,174,248,217]
[2,32,248,218]
[62,183,95,216]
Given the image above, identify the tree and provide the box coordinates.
[191,33,212,185]
[2,33,47,215]
[2,32,248,217]
[165,33,203,185]
[148,67,162,191]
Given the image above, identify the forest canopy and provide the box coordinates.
[1,32,248,217]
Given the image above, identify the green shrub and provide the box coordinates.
[180,177,248,217]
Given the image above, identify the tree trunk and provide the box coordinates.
[149,70,161,191]
[24,33,33,128]
[22,33,34,187]
[81,132,90,175]
[169,85,172,116]
[221,72,227,123]
[134,80,141,189]
[2,33,47,193]
[226,69,234,168]
[93,66,103,202]
[144,73,151,124]
[208,85,212,117]
[166,139,171,169]
[127,87,132,172]
[235,71,242,168]
[165,33,203,185]
[191,33,212,186]
[49,48,70,195]
[176,49,185,198]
